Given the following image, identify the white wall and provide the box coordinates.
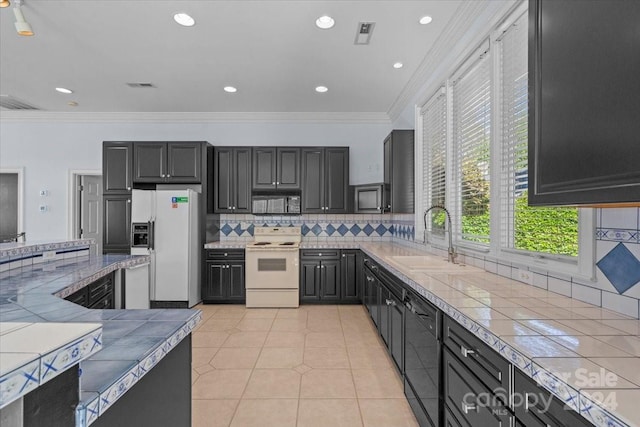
[0,121,391,240]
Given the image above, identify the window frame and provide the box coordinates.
[415,1,595,280]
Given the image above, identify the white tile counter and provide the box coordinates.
[358,242,640,427]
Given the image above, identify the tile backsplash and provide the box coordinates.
[213,208,640,318]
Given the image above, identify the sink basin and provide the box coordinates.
[388,256,482,274]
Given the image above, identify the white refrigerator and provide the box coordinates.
[131,188,200,308]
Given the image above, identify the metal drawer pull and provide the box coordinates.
[462,403,478,414]
[385,299,396,306]
[366,276,374,282]
[127,262,150,270]
[460,346,475,358]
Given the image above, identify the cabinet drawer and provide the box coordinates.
[443,347,512,427]
[300,250,340,260]
[206,249,245,260]
[443,315,510,399]
[514,368,590,427]
[88,274,114,306]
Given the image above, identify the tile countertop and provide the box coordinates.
[358,242,640,427]
[0,253,202,427]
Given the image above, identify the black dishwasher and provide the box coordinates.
[404,289,441,427]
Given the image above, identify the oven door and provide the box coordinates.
[245,248,299,289]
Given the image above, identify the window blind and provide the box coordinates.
[499,12,578,256]
[422,88,447,235]
[452,42,491,245]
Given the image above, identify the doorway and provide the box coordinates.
[69,171,102,254]
[0,169,24,242]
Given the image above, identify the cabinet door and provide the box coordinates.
[383,135,392,212]
[364,269,379,327]
[389,294,403,373]
[103,194,131,253]
[234,148,253,213]
[341,250,361,302]
[167,142,201,183]
[277,148,301,190]
[227,262,246,301]
[300,260,321,301]
[391,130,415,213]
[213,148,234,213]
[103,142,132,193]
[203,261,225,301]
[133,143,166,182]
[301,148,324,213]
[324,148,349,213]
[320,260,341,301]
[252,147,277,190]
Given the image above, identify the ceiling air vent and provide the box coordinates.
[0,95,41,110]
[354,22,375,45]
[126,82,156,88]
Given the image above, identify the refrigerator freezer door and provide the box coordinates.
[153,190,199,303]
[124,262,150,309]
[131,190,156,222]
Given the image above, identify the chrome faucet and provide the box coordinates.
[423,205,458,264]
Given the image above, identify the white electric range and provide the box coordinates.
[245,227,301,308]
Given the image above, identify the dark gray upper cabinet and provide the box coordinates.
[528,0,640,205]
[383,130,415,213]
[103,142,133,194]
[213,147,252,213]
[301,147,349,213]
[252,147,301,191]
[133,142,202,183]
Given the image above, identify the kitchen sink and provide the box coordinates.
[387,256,482,274]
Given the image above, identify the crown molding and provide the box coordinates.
[0,110,392,124]
[387,0,506,122]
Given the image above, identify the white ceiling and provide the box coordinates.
[0,1,466,120]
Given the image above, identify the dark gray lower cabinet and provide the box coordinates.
[514,368,591,427]
[379,279,404,373]
[203,250,245,303]
[340,250,361,302]
[300,250,341,302]
[443,346,512,427]
[363,263,380,328]
[65,273,115,309]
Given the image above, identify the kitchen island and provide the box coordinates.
[0,240,201,427]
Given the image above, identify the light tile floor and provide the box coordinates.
[191,304,419,427]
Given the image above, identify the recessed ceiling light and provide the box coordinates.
[55,87,73,94]
[393,62,403,69]
[174,13,195,27]
[419,15,433,25]
[315,86,328,93]
[223,86,237,93]
[315,15,335,29]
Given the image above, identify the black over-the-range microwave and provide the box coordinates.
[251,194,301,215]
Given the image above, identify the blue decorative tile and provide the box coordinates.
[363,224,374,236]
[0,358,40,409]
[337,224,348,236]
[301,224,310,236]
[247,224,255,236]
[596,243,640,294]
[220,224,233,236]
[375,224,387,236]
[350,224,361,236]
[325,224,336,236]
[233,224,243,236]
[311,224,322,236]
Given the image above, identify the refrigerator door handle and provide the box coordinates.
[150,220,155,250]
